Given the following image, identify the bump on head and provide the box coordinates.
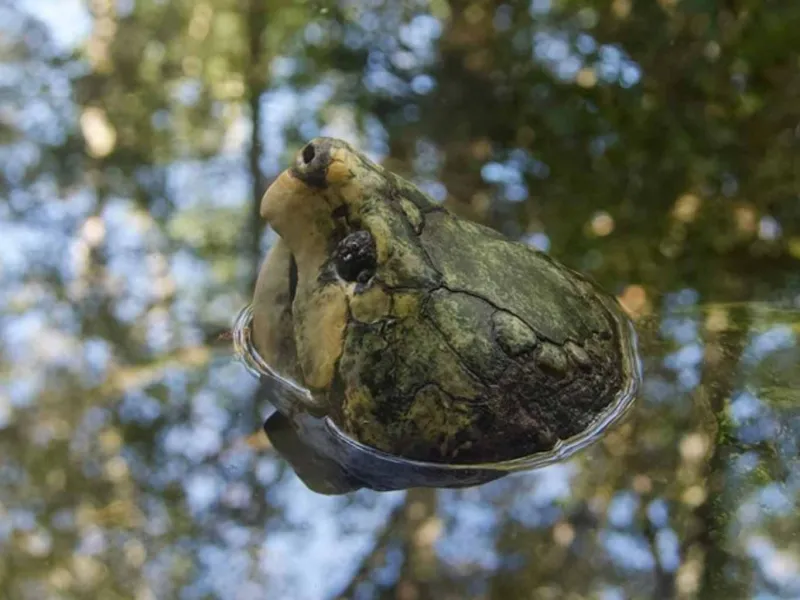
[291,138,333,189]
[258,138,376,251]
[288,137,361,189]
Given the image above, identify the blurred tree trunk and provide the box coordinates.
[686,304,752,599]
[334,502,405,599]
[245,0,268,291]
[394,488,441,600]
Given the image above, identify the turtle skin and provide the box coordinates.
[252,137,632,465]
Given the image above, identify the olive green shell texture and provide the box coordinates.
[235,137,640,494]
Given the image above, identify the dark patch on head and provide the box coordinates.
[332,230,377,284]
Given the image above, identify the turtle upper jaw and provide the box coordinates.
[259,139,366,277]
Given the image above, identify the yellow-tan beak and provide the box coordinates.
[260,169,305,224]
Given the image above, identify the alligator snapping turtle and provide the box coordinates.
[250,137,637,466]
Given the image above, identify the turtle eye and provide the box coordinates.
[333,231,377,284]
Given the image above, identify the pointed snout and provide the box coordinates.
[259,138,359,236]
[259,169,304,224]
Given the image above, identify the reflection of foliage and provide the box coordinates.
[0,0,798,598]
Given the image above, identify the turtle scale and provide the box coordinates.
[252,137,634,465]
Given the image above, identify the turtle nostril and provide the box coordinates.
[293,140,329,188]
[301,143,316,165]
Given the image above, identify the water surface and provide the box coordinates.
[1,1,799,598]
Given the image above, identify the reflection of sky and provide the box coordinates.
[260,486,404,600]
[19,0,91,49]
[3,2,799,599]
[601,531,655,571]
[533,31,642,87]
[748,535,800,596]
[746,324,796,361]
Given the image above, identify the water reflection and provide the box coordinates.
[2,0,800,598]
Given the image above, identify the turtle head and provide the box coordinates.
[255,138,438,407]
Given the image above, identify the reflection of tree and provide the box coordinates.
[1,0,799,598]
[245,0,268,291]
[679,305,753,599]
[395,488,440,600]
[335,500,406,599]
[334,489,442,600]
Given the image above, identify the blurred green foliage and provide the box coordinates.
[0,0,798,598]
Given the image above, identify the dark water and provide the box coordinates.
[1,1,799,598]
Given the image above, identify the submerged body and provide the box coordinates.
[251,137,634,465]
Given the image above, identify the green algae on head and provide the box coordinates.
[251,137,638,465]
